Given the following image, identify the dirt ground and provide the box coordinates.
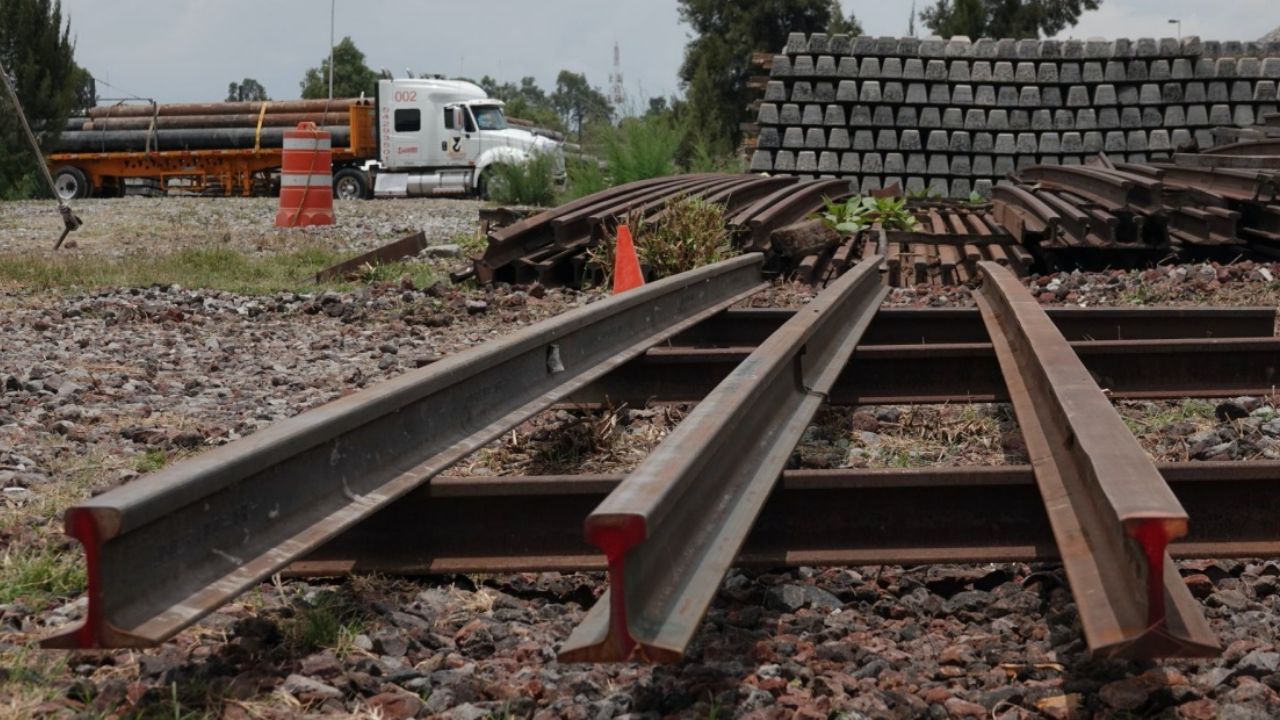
[2,197,1280,719]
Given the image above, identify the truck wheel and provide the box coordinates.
[476,167,496,200]
[53,166,91,200]
[333,168,370,200]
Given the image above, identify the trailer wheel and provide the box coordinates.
[53,166,91,200]
[333,168,369,200]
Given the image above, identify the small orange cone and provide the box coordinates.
[611,224,645,294]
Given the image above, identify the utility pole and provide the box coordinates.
[1168,19,1181,41]
[328,0,335,99]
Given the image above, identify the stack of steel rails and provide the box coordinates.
[994,148,1280,265]
[471,174,848,287]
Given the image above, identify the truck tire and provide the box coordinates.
[53,166,92,200]
[333,168,370,200]
[476,167,497,200]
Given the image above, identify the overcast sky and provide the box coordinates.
[59,0,1277,107]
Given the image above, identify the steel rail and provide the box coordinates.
[1018,165,1136,211]
[43,255,768,650]
[478,176,683,277]
[558,257,888,663]
[974,261,1218,659]
[670,307,1276,347]
[287,462,1280,576]
[574,336,1280,407]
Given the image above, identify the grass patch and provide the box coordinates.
[135,449,169,474]
[281,589,367,656]
[486,152,558,207]
[0,246,440,295]
[0,543,86,606]
[1121,398,1216,435]
[0,645,72,720]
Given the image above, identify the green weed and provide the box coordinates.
[0,543,86,606]
[601,115,682,185]
[485,152,559,207]
[816,195,921,235]
[135,449,168,473]
[281,589,366,655]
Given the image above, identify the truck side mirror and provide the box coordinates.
[452,107,464,131]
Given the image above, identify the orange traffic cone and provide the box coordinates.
[611,224,645,294]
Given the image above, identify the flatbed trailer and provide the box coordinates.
[46,102,376,198]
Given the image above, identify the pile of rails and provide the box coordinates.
[53,99,365,153]
[749,33,1280,198]
[794,202,1033,288]
[470,173,851,286]
[993,139,1280,267]
[470,117,1280,291]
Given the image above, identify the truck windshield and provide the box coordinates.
[472,106,508,131]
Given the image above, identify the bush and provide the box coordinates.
[560,154,608,202]
[589,195,732,285]
[486,152,558,206]
[602,115,681,186]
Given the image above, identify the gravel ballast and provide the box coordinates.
[2,255,1280,718]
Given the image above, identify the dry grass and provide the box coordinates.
[461,404,686,476]
[0,245,440,296]
[842,404,1021,468]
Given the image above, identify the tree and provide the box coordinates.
[226,78,269,102]
[474,74,563,131]
[677,0,861,152]
[0,0,83,198]
[919,0,1101,39]
[300,36,378,99]
[551,70,612,143]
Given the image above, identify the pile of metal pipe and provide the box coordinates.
[53,98,361,153]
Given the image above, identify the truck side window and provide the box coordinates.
[443,108,455,130]
[463,109,476,133]
[394,109,420,132]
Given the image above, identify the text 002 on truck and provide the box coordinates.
[47,78,564,200]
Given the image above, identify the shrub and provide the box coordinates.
[589,195,732,285]
[560,154,608,202]
[602,116,681,185]
[485,152,558,206]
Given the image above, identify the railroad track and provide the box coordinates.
[41,256,1279,663]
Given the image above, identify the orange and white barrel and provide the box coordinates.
[275,122,334,227]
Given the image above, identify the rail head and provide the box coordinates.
[44,254,768,650]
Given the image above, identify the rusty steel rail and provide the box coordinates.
[558,256,888,663]
[671,306,1277,347]
[43,255,768,649]
[287,462,1280,576]
[974,261,1218,659]
[315,231,428,283]
[574,336,1280,407]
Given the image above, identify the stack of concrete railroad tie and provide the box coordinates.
[751,34,1280,199]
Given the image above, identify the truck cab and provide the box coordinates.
[364,78,563,199]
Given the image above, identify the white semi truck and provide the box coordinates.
[363,77,564,199]
[51,77,564,200]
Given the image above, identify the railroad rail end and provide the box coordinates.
[974,261,1220,660]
